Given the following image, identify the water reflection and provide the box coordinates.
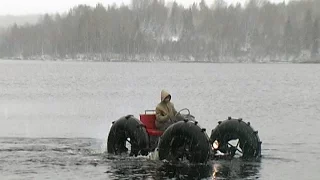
[105,154,212,179]
[104,154,261,180]
[212,159,261,179]
[104,155,157,179]
[156,162,212,179]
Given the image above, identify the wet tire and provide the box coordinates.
[107,115,149,156]
[158,120,211,163]
[209,118,262,159]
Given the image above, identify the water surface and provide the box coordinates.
[1,60,319,179]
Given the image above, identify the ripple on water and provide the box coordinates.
[0,137,265,180]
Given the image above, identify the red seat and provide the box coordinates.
[140,112,163,136]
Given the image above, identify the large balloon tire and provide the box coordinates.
[210,118,262,159]
[107,115,149,156]
[158,120,211,164]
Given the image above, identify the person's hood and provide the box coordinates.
[161,90,171,102]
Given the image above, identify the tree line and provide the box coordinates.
[0,0,319,62]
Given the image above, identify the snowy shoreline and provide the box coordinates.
[1,53,320,64]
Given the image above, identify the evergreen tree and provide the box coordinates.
[0,0,320,62]
[311,18,319,57]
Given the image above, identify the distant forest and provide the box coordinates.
[0,0,319,62]
[0,15,40,28]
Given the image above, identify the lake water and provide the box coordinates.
[0,60,320,179]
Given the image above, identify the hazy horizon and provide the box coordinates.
[1,0,288,16]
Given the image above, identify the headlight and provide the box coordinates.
[213,140,219,150]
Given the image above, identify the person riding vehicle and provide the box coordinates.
[155,90,182,131]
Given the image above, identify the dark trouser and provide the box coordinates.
[172,115,184,123]
[155,120,173,131]
[156,115,185,131]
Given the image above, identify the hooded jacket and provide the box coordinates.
[155,90,178,124]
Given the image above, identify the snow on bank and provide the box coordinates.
[2,52,320,63]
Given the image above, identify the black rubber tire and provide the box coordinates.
[107,115,149,156]
[209,118,262,159]
[158,120,211,163]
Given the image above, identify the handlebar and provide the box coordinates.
[176,108,190,116]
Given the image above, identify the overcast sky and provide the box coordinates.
[0,0,288,15]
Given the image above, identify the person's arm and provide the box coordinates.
[156,107,170,122]
[172,103,178,116]
[171,103,183,122]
